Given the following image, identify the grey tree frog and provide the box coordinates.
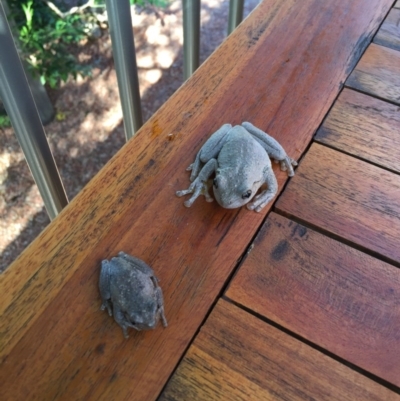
[176,122,297,212]
[99,251,168,338]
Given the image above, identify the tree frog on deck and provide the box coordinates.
[176,122,297,212]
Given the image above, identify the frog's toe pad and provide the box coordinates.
[246,203,256,211]
[280,156,297,177]
[101,301,113,316]
[184,198,195,208]
[176,189,191,197]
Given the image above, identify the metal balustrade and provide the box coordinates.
[0,0,245,219]
[0,1,68,220]
[228,0,244,34]
[183,0,201,80]
[105,0,143,141]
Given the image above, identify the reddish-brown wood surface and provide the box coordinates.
[276,143,400,264]
[160,300,398,400]
[0,0,393,400]
[346,43,400,104]
[226,213,400,387]
[374,8,400,51]
[315,88,400,172]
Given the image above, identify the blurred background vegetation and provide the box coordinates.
[5,0,170,90]
[0,0,171,128]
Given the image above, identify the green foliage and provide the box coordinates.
[7,0,94,88]
[0,114,12,128]
[6,0,171,89]
[129,0,171,7]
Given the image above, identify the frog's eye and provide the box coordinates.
[242,190,252,199]
[213,178,218,189]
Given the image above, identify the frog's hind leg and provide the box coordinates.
[242,121,297,177]
[247,168,278,212]
[188,123,232,181]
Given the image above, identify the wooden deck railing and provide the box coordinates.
[0,0,398,400]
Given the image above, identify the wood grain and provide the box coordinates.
[315,88,400,173]
[160,300,399,400]
[374,8,400,51]
[346,43,400,104]
[226,213,400,387]
[0,1,393,400]
[276,143,400,264]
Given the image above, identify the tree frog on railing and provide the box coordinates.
[99,252,167,338]
[176,122,297,212]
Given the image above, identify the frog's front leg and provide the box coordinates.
[247,167,278,212]
[154,283,168,328]
[242,122,297,177]
[113,305,140,338]
[176,159,217,207]
[186,123,232,181]
[177,124,233,206]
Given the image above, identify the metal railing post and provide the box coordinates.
[227,0,244,35]
[0,2,68,220]
[105,0,143,141]
[182,0,200,80]
[2,0,55,125]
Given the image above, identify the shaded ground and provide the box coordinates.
[0,0,259,272]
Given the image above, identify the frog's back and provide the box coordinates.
[218,125,269,169]
[111,266,155,314]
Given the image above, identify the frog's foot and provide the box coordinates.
[247,169,278,212]
[188,152,203,181]
[121,326,130,338]
[247,190,276,212]
[119,322,144,338]
[100,300,113,317]
[176,178,213,207]
[177,158,217,206]
[113,308,133,338]
[279,156,298,177]
[155,285,168,328]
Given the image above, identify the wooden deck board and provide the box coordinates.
[315,88,400,173]
[346,43,400,104]
[0,0,395,400]
[276,143,400,265]
[374,8,400,51]
[226,213,400,387]
[160,300,398,400]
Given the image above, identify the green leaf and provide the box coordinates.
[7,0,110,89]
[0,115,12,128]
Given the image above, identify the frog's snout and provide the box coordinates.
[213,188,246,209]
